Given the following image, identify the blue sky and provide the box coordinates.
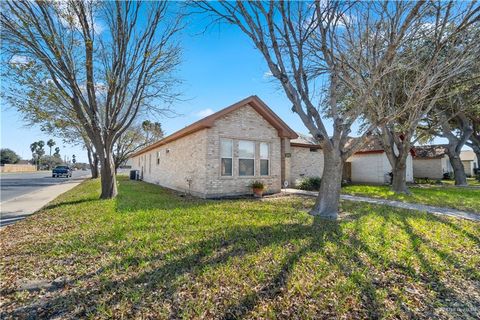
[1,5,452,163]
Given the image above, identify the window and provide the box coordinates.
[220,138,233,176]
[157,151,160,165]
[149,153,152,174]
[239,140,255,176]
[310,148,318,152]
[260,142,269,176]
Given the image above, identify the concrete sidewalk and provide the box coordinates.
[0,177,88,228]
[285,188,480,222]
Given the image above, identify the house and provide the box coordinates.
[346,138,414,184]
[460,150,478,177]
[288,135,414,185]
[131,96,297,198]
[412,145,452,179]
[289,133,324,185]
[130,96,413,197]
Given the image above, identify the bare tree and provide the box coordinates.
[362,2,480,192]
[1,0,182,198]
[194,1,425,218]
[113,122,164,172]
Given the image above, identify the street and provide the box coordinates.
[0,170,88,203]
[0,170,90,227]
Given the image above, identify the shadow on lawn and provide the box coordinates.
[5,182,479,319]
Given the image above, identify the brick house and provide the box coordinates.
[131,96,413,197]
[412,145,453,179]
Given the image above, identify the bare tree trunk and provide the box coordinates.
[310,150,343,219]
[380,128,411,194]
[92,154,99,179]
[99,150,118,199]
[446,150,468,186]
[440,114,472,186]
[391,158,409,193]
[86,145,99,179]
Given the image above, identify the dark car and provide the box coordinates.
[52,165,72,178]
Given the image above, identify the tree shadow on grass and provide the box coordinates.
[42,197,99,211]
[5,194,480,319]
[6,215,389,319]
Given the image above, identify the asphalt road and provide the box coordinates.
[0,170,90,203]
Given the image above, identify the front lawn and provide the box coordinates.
[1,177,479,319]
[441,177,480,187]
[342,184,480,214]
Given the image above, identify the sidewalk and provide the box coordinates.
[285,188,480,222]
[0,177,88,228]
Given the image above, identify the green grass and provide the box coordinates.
[1,177,479,319]
[441,177,480,186]
[342,184,480,214]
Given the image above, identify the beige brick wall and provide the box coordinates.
[204,104,281,197]
[132,129,208,197]
[413,158,444,179]
[290,146,324,186]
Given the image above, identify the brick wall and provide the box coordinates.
[0,164,37,173]
[290,146,324,186]
[413,158,444,179]
[132,129,208,197]
[204,104,282,197]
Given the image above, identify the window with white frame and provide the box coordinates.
[260,142,269,176]
[239,140,255,176]
[220,138,233,176]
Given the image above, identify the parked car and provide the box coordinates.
[52,165,72,178]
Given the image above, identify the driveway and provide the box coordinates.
[0,171,90,227]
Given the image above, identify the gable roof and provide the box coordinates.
[290,133,322,148]
[413,144,448,159]
[344,136,385,154]
[132,96,298,157]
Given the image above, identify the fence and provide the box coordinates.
[0,164,37,173]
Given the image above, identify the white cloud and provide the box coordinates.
[56,2,104,35]
[9,55,29,65]
[194,108,214,118]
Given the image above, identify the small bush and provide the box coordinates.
[249,180,265,190]
[297,177,322,191]
[414,177,439,185]
[443,172,454,180]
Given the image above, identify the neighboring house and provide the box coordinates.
[289,133,324,185]
[460,150,478,177]
[412,145,452,179]
[288,136,414,185]
[346,138,414,184]
[131,96,413,197]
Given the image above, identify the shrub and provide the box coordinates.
[414,177,434,184]
[297,177,322,191]
[443,172,454,180]
[249,180,265,190]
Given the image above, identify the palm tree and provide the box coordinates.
[47,139,56,156]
